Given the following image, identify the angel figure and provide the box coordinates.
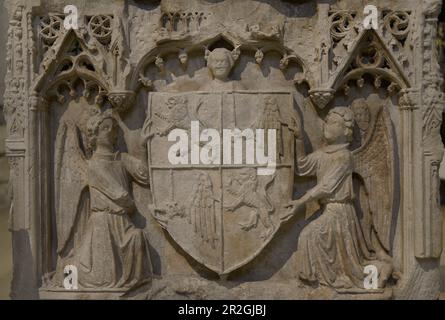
[225,168,275,240]
[52,108,153,290]
[189,172,219,248]
[282,107,394,291]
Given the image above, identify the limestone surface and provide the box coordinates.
[3,0,444,299]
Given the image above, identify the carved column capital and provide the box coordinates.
[422,0,442,18]
[108,91,136,112]
[309,88,335,109]
[398,88,420,110]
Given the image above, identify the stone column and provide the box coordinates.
[398,88,420,272]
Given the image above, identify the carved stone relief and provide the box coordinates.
[2,0,444,300]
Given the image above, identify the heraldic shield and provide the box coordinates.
[147,91,297,275]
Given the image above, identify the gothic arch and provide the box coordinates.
[130,32,314,91]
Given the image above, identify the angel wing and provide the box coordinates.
[352,106,394,252]
[54,119,88,255]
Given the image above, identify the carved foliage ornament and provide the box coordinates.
[4,4,25,137]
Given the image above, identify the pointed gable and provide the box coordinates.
[328,28,411,95]
[34,29,110,100]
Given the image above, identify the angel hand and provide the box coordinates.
[281,200,302,222]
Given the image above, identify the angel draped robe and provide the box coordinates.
[295,143,374,290]
[73,152,153,289]
[54,148,153,290]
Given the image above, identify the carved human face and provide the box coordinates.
[323,113,348,144]
[179,52,188,65]
[96,118,118,148]
[208,51,232,81]
[352,104,370,131]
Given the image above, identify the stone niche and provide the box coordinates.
[3,0,445,299]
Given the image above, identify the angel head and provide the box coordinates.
[87,109,118,153]
[351,99,371,132]
[323,107,354,145]
[206,48,238,81]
